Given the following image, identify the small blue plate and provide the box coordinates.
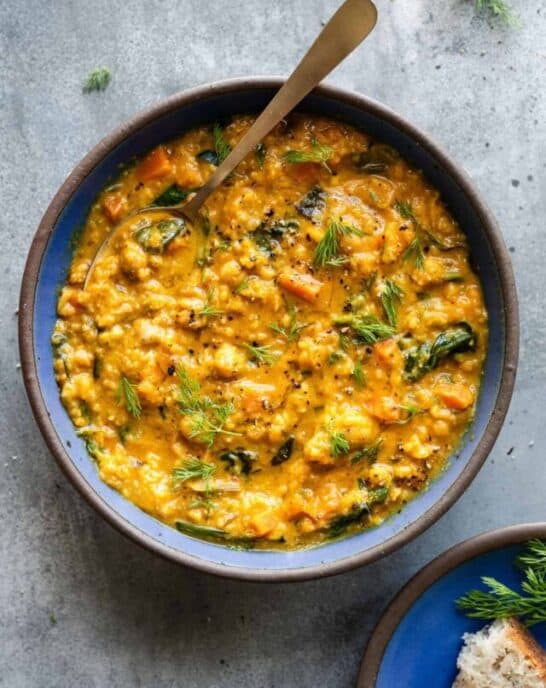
[358,523,546,687]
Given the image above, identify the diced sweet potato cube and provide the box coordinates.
[368,397,403,423]
[278,271,322,303]
[137,146,172,182]
[374,338,402,367]
[436,383,474,410]
[248,511,278,537]
[102,193,126,222]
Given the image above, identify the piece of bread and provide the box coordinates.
[453,617,546,687]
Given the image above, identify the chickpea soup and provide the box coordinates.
[53,114,487,548]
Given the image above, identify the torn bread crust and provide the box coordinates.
[453,618,546,687]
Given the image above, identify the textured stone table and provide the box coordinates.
[1,1,544,686]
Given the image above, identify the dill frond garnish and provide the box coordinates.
[234,276,250,294]
[314,218,363,267]
[330,429,350,458]
[475,0,519,26]
[284,137,333,172]
[270,304,308,342]
[83,67,111,93]
[380,279,404,327]
[456,539,546,627]
[199,288,224,318]
[173,457,216,484]
[213,123,231,164]
[244,343,279,365]
[116,376,142,418]
[177,366,239,447]
[334,314,396,345]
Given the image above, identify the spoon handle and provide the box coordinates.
[183,0,377,221]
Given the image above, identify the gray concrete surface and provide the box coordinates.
[1,1,544,686]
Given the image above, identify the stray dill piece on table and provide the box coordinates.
[475,0,519,26]
[83,67,111,93]
[116,376,142,418]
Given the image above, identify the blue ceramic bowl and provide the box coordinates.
[19,78,518,581]
[358,523,546,686]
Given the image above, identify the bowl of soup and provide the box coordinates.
[19,78,518,580]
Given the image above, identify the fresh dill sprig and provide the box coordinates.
[352,360,366,388]
[517,539,546,576]
[116,376,142,418]
[284,137,333,172]
[244,343,279,365]
[173,457,217,484]
[213,123,231,164]
[330,429,350,458]
[395,200,425,269]
[199,288,224,318]
[351,438,383,464]
[475,0,519,26]
[335,314,396,345]
[270,304,308,342]
[314,218,363,267]
[396,404,425,424]
[83,67,111,93]
[234,276,250,294]
[380,279,404,327]
[457,539,546,627]
[177,366,239,447]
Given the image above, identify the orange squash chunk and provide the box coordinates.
[436,383,474,410]
[277,271,322,303]
[136,146,172,182]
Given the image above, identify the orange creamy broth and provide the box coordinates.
[52,114,488,548]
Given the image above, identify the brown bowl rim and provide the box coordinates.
[357,522,546,686]
[18,76,519,582]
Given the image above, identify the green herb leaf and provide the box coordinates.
[334,314,396,345]
[404,322,476,382]
[134,218,186,253]
[351,438,383,464]
[173,457,217,484]
[116,377,142,418]
[271,436,295,465]
[199,288,224,318]
[367,486,389,506]
[314,218,363,267]
[330,430,350,458]
[244,343,279,365]
[83,67,111,93]
[380,279,404,327]
[234,276,250,294]
[177,366,239,447]
[295,186,326,220]
[220,449,257,475]
[352,360,366,388]
[251,219,299,256]
[152,184,195,207]
[475,0,519,26]
[270,303,308,342]
[517,540,546,576]
[284,137,333,172]
[328,504,369,538]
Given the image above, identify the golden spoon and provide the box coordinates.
[84,0,377,287]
